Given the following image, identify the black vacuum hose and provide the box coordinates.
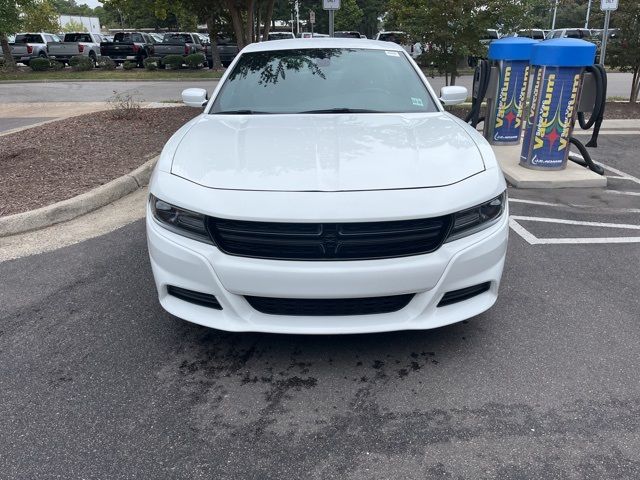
[465,59,490,128]
[568,64,607,174]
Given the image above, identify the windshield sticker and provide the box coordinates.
[385,51,400,57]
[411,97,424,107]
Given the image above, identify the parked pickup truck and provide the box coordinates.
[10,32,61,65]
[202,35,239,68]
[100,32,155,67]
[154,32,204,61]
[48,32,105,65]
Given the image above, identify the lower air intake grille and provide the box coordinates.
[437,282,491,307]
[245,294,414,316]
[167,285,222,309]
[207,216,452,261]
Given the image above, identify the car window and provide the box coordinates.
[163,33,193,43]
[115,33,143,43]
[211,48,438,114]
[378,33,408,44]
[64,33,92,42]
[334,32,361,38]
[16,34,44,43]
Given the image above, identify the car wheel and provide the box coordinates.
[89,52,97,67]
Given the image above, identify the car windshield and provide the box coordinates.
[210,48,437,114]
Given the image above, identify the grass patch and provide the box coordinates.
[0,67,223,82]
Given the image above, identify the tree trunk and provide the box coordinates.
[225,0,246,49]
[261,0,275,41]
[450,73,457,86]
[0,33,17,71]
[207,14,222,70]
[245,0,255,44]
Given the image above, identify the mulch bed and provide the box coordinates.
[446,101,640,121]
[0,107,198,216]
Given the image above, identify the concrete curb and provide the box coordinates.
[0,156,157,237]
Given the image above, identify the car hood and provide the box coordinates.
[170,113,485,191]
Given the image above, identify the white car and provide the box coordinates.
[147,38,508,334]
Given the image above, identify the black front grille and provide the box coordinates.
[245,294,415,316]
[167,285,222,309]
[437,282,491,307]
[207,216,452,261]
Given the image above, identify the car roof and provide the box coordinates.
[243,38,404,53]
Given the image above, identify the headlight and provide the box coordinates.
[149,195,212,244]
[445,191,506,242]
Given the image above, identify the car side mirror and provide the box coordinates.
[439,86,468,106]
[182,88,208,108]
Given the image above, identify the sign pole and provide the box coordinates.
[585,0,592,28]
[600,9,610,66]
[329,10,334,37]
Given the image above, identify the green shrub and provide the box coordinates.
[69,55,94,71]
[185,53,205,69]
[49,59,65,71]
[162,54,184,70]
[143,56,160,71]
[123,61,136,70]
[97,56,116,70]
[30,58,51,71]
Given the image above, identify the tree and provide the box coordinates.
[0,0,33,70]
[387,0,545,85]
[23,0,61,32]
[606,2,640,103]
[60,19,86,32]
[334,0,363,31]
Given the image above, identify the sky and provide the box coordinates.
[80,0,103,7]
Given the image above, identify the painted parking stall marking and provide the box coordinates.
[508,159,640,245]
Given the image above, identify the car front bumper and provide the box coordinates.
[146,204,508,334]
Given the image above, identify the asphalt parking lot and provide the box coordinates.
[1,133,639,478]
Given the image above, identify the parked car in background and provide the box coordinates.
[10,33,61,65]
[48,32,104,65]
[149,33,164,44]
[516,29,546,40]
[100,31,155,67]
[154,32,204,63]
[263,32,295,41]
[202,35,239,68]
[375,31,421,59]
[334,31,363,39]
[547,28,592,40]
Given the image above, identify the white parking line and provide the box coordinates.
[605,190,640,197]
[511,215,640,230]
[597,162,640,184]
[509,218,640,245]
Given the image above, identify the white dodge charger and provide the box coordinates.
[146,38,508,334]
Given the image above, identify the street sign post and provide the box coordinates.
[323,0,340,37]
[599,0,618,66]
[309,10,315,35]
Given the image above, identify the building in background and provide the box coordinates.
[58,15,101,33]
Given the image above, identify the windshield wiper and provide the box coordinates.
[213,110,272,115]
[299,108,386,114]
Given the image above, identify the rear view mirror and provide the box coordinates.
[182,88,208,108]
[439,86,468,106]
